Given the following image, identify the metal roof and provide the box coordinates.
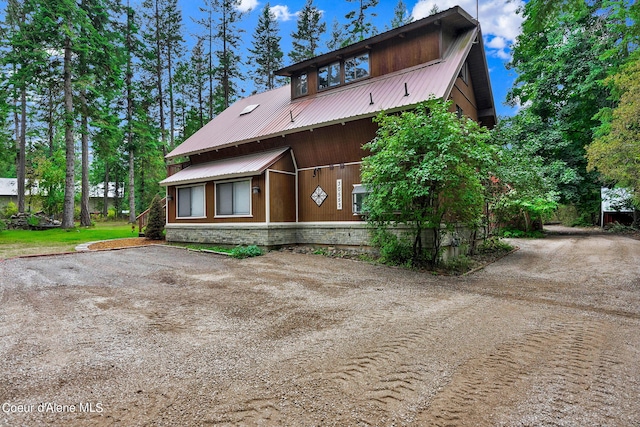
[166,25,480,161]
[160,147,289,186]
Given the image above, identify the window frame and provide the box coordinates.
[352,184,370,216]
[318,61,341,90]
[176,184,207,219]
[344,53,370,83]
[293,73,308,97]
[214,178,253,218]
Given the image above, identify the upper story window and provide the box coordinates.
[344,54,369,83]
[317,53,370,91]
[318,61,341,90]
[293,73,308,97]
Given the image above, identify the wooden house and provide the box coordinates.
[160,6,496,247]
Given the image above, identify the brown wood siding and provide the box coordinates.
[168,175,266,224]
[450,70,479,122]
[370,29,440,77]
[270,151,295,173]
[298,164,362,222]
[190,119,377,170]
[269,171,296,222]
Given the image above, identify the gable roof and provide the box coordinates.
[166,8,494,161]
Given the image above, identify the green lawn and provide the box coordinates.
[0,222,137,259]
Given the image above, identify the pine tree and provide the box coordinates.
[248,3,284,92]
[144,194,165,240]
[289,0,325,63]
[389,0,413,29]
[344,0,379,45]
[326,18,346,51]
[213,0,244,112]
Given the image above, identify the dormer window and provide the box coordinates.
[293,73,308,97]
[318,61,341,90]
[317,53,370,91]
[345,53,369,83]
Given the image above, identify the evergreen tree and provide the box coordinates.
[344,0,379,45]
[326,18,346,51]
[248,3,284,92]
[144,194,165,240]
[289,0,325,63]
[389,0,413,29]
[214,0,244,112]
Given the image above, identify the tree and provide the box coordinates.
[587,56,640,207]
[361,99,492,266]
[326,18,346,51]
[144,194,165,239]
[289,0,325,63]
[209,0,244,112]
[389,0,413,30]
[344,0,379,45]
[248,3,284,92]
[491,113,562,232]
[507,0,620,223]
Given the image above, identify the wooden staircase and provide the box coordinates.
[136,197,167,236]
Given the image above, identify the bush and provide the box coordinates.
[230,245,263,259]
[144,195,165,240]
[0,218,6,231]
[2,201,18,218]
[499,228,544,238]
[370,229,414,267]
[478,236,513,253]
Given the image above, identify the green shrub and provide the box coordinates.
[230,245,263,259]
[144,195,165,240]
[27,215,40,227]
[0,218,6,231]
[478,236,513,253]
[499,228,544,238]
[107,208,116,220]
[2,201,18,218]
[370,229,414,267]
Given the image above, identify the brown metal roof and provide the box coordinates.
[160,147,289,186]
[166,25,482,160]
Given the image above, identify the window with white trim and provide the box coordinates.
[177,184,206,218]
[352,184,370,215]
[216,179,251,216]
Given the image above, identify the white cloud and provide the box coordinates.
[270,5,297,21]
[237,0,259,13]
[411,0,524,44]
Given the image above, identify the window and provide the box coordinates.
[456,105,463,119]
[352,184,370,215]
[458,61,468,84]
[293,73,308,97]
[177,185,205,218]
[318,61,340,90]
[216,180,251,216]
[344,53,369,83]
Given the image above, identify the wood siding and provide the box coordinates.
[370,28,440,77]
[190,119,377,170]
[167,175,266,224]
[298,164,362,222]
[449,65,479,121]
[269,171,296,222]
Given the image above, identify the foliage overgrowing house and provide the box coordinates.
[160,6,496,247]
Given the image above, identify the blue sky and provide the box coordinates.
[177,0,524,117]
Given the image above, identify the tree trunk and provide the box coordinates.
[17,87,26,213]
[129,148,135,223]
[103,163,110,217]
[62,32,75,229]
[80,91,91,226]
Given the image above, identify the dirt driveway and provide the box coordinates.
[1,229,639,426]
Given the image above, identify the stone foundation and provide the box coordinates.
[165,222,485,256]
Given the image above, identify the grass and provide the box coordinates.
[0,221,137,259]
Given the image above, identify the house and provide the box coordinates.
[160,6,496,247]
[0,177,123,215]
[601,187,635,227]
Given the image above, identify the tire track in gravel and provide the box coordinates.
[415,317,621,426]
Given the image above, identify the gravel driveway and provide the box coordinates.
[1,229,639,426]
